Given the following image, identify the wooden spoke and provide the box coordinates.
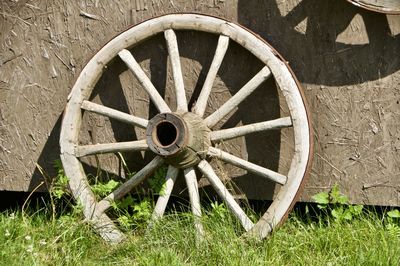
[151,166,179,220]
[193,35,229,117]
[204,66,272,128]
[164,29,187,112]
[207,147,287,185]
[92,213,126,244]
[75,140,148,157]
[118,49,171,113]
[197,160,254,231]
[94,156,164,215]
[81,100,148,128]
[210,117,292,142]
[184,167,205,238]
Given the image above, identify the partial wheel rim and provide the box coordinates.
[347,0,400,14]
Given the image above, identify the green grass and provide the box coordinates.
[1,203,399,266]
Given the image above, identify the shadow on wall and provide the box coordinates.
[29,116,62,192]
[238,0,400,86]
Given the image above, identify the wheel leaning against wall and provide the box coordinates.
[60,13,313,243]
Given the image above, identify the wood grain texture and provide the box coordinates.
[75,140,148,157]
[207,147,287,185]
[151,166,179,220]
[184,167,205,238]
[210,117,292,141]
[198,160,254,231]
[118,49,171,113]
[81,101,148,128]
[193,35,229,116]
[204,66,272,128]
[164,29,188,112]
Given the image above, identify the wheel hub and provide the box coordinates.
[146,112,211,169]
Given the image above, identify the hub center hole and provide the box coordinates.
[155,121,178,147]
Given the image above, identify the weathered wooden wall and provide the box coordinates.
[238,0,400,206]
[0,0,399,206]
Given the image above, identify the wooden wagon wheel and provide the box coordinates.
[346,0,400,14]
[60,14,313,243]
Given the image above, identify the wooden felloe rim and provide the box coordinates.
[346,0,400,14]
[60,13,313,243]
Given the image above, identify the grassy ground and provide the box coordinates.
[1,201,399,266]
